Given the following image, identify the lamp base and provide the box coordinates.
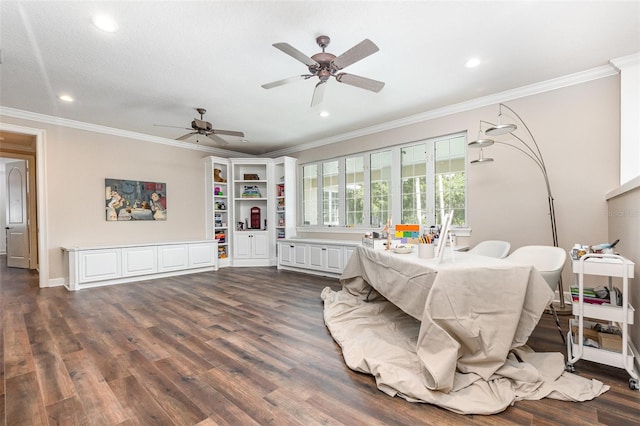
[550,299,573,316]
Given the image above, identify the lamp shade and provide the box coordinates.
[470,148,493,164]
[485,123,517,136]
[468,138,494,148]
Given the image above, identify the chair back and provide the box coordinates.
[468,240,511,259]
[506,245,567,291]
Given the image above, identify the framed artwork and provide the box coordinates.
[105,178,166,221]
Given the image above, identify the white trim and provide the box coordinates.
[0,122,49,289]
[610,52,640,70]
[0,106,254,158]
[606,175,640,200]
[266,64,618,157]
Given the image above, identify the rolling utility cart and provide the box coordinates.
[566,253,639,390]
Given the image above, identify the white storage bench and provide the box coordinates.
[62,240,218,291]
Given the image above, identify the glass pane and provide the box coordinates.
[401,143,427,225]
[434,135,466,226]
[370,151,391,228]
[302,164,317,225]
[323,160,339,225]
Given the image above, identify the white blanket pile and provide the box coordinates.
[321,247,608,415]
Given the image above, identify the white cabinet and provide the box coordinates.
[158,244,189,272]
[234,231,269,266]
[205,156,296,268]
[63,240,217,291]
[122,246,157,277]
[567,254,639,390]
[78,249,121,283]
[308,244,343,274]
[276,239,359,277]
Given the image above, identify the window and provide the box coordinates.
[345,156,364,226]
[302,164,317,225]
[300,132,466,228]
[322,160,339,225]
[370,151,391,228]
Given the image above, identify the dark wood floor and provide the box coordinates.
[1,256,639,425]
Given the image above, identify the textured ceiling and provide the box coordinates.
[1,1,639,155]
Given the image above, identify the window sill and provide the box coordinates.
[296,226,472,237]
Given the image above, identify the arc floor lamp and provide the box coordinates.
[469,103,569,314]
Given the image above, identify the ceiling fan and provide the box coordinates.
[155,108,244,145]
[262,35,385,107]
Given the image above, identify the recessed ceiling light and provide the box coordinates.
[465,57,481,68]
[91,14,118,33]
[319,111,330,118]
[59,95,74,102]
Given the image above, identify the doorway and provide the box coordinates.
[0,128,42,283]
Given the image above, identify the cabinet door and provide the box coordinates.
[308,245,325,270]
[189,242,217,267]
[122,246,157,277]
[234,233,252,259]
[158,244,189,272]
[293,244,307,267]
[252,233,269,259]
[79,249,122,283]
[326,246,343,273]
[344,246,355,267]
[278,243,294,266]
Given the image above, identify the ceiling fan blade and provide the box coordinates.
[176,132,197,141]
[207,133,229,145]
[154,124,190,130]
[310,81,327,107]
[272,42,318,67]
[332,39,379,70]
[261,75,307,89]
[336,73,385,92]
[213,129,245,137]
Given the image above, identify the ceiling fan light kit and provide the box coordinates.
[262,35,385,106]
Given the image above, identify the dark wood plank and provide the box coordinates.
[5,372,48,425]
[1,254,639,425]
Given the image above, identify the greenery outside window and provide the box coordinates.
[301,132,466,228]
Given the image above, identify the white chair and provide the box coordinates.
[506,245,567,343]
[468,240,511,259]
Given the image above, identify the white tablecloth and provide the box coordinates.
[321,246,608,414]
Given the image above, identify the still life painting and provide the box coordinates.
[105,178,167,221]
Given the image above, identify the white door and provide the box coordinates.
[252,233,269,259]
[5,160,29,268]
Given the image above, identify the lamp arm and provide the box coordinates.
[494,141,554,199]
[499,103,546,169]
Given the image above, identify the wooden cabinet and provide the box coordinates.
[63,240,217,291]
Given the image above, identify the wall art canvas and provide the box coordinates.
[105,178,167,221]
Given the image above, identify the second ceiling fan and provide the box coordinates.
[261,35,385,107]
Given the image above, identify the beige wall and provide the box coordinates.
[607,185,640,350]
[291,76,621,288]
[0,115,211,280]
[0,75,623,292]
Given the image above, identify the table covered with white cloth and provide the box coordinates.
[321,246,608,414]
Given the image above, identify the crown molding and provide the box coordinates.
[1,62,620,159]
[0,106,254,158]
[610,52,640,71]
[265,63,619,157]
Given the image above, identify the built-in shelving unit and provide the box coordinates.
[205,156,296,267]
[204,157,232,266]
